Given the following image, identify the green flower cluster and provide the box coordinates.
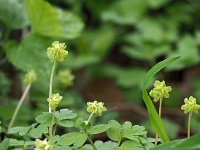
[57,70,74,87]
[23,70,37,84]
[87,101,107,116]
[149,80,172,102]
[47,41,68,62]
[47,93,63,110]
[181,96,200,113]
[35,139,52,150]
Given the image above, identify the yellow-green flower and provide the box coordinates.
[87,101,107,116]
[23,70,37,84]
[149,80,172,102]
[47,41,68,62]
[181,96,200,113]
[47,93,63,110]
[34,139,52,150]
[57,70,74,88]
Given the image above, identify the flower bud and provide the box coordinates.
[57,70,74,88]
[47,93,63,110]
[23,70,37,84]
[47,41,68,62]
[181,96,200,113]
[87,101,107,116]
[34,139,52,150]
[149,80,172,102]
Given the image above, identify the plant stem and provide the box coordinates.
[188,112,192,138]
[87,135,97,150]
[155,99,163,145]
[8,84,31,129]
[49,110,55,144]
[49,61,56,113]
[87,112,94,124]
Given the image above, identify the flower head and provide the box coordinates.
[57,70,74,88]
[34,139,52,150]
[87,101,107,116]
[47,93,63,110]
[47,41,68,62]
[149,80,172,102]
[181,96,200,113]
[23,70,37,84]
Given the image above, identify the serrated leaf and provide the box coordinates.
[106,120,122,142]
[24,0,84,39]
[55,109,77,121]
[87,124,111,135]
[8,126,31,136]
[35,112,52,126]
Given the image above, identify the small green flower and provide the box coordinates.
[23,70,37,84]
[57,70,74,88]
[47,93,63,110]
[87,101,107,116]
[181,96,200,113]
[35,139,52,150]
[47,41,68,62]
[149,80,172,102]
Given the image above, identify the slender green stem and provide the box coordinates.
[155,99,163,145]
[188,112,192,138]
[87,112,94,124]
[49,61,56,113]
[87,135,97,150]
[53,123,57,136]
[8,84,31,129]
[49,110,55,144]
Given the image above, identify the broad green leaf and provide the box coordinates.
[153,133,200,150]
[0,139,9,150]
[58,132,79,146]
[73,132,88,148]
[24,0,84,39]
[119,141,142,150]
[36,124,48,134]
[142,57,180,143]
[83,141,118,150]
[29,128,42,138]
[87,124,111,134]
[106,120,122,142]
[8,126,31,136]
[0,0,29,29]
[9,139,24,147]
[55,109,77,121]
[35,112,52,126]
[58,120,74,128]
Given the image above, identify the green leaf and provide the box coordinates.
[0,139,9,150]
[142,57,180,143]
[29,128,42,138]
[87,124,111,135]
[0,0,29,29]
[35,112,52,126]
[24,0,84,39]
[73,132,88,148]
[58,120,74,128]
[9,139,24,147]
[36,124,48,134]
[55,109,77,121]
[8,126,31,136]
[106,120,122,142]
[58,132,79,146]
[119,141,142,150]
[153,133,200,150]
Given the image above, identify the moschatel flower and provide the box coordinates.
[181,96,200,113]
[23,70,37,84]
[34,139,52,150]
[47,93,63,110]
[149,80,172,102]
[47,41,68,62]
[87,101,107,116]
[57,70,74,87]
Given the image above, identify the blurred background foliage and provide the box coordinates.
[1,0,200,140]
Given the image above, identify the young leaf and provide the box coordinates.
[87,124,111,135]
[142,56,180,143]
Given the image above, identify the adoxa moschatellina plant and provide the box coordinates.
[149,80,172,145]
